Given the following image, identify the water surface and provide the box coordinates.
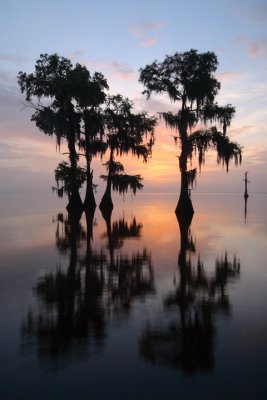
[0,192,266,399]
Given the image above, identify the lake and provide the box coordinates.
[0,191,267,399]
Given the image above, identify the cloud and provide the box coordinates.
[0,142,25,160]
[0,54,30,64]
[138,37,158,47]
[79,57,109,71]
[248,3,267,22]
[216,71,239,83]
[235,36,267,58]
[129,21,165,36]
[0,136,60,174]
[132,94,176,117]
[129,20,165,48]
[247,41,267,57]
[111,62,135,81]
[230,125,255,138]
[67,50,85,59]
[244,147,267,165]
[0,67,19,88]
[80,58,136,82]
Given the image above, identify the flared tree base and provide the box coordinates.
[175,195,194,219]
[99,191,113,215]
[83,195,96,215]
[66,191,84,220]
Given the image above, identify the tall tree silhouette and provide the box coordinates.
[99,95,156,212]
[18,54,108,215]
[139,49,242,215]
[80,86,108,210]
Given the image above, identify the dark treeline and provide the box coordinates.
[18,50,242,218]
[18,54,156,219]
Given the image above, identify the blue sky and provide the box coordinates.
[0,0,267,194]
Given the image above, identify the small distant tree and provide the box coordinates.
[139,49,242,215]
[99,95,156,212]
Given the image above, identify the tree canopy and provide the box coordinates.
[18,54,109,215]
[99,94,156,211]
[139,49,242,215]
[18,54,156,216]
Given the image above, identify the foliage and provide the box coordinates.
[101,173,144,194]
[101,160,143,194]
[139,49,242,213]
[18,54,109,209]
[104,94,156,160]
[19,54,156,209]
[99,95,156,206]
[139,49,242,168]
[53,161,86,198]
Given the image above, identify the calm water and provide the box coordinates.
[0,192,267,399]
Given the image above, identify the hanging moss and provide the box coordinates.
[101,173,144,195]
[54,161,86,198]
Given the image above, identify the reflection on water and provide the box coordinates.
[21,210,154,366]
[140,213,240,373]
[1,192,267,399]
[244,194,248,222]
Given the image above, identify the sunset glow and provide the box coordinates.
[0,0,266,196]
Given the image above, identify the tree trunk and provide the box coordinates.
[66,104,83,216]
[84,153,96,212]
[175,127,194,217]
[66,137,84,216]
[99,149,114,212]
[99,176,113,211]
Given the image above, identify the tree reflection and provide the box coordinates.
[22,211,106,361]
[140,214,240,373]
[21,210,154,366]
[100,209,154,312]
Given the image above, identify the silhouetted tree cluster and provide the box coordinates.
[19,50,242,218]
[18,54,156,217]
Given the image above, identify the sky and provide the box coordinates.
[0,0,267,195]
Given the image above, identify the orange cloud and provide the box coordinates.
[77,58,136,82]
[111,62,135,81]
[215,71,239,82]
[133,94,177,115]
[235,36,267,58]
[230,125,255,138]
[139,37,158,47]
[129,20,165,49]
